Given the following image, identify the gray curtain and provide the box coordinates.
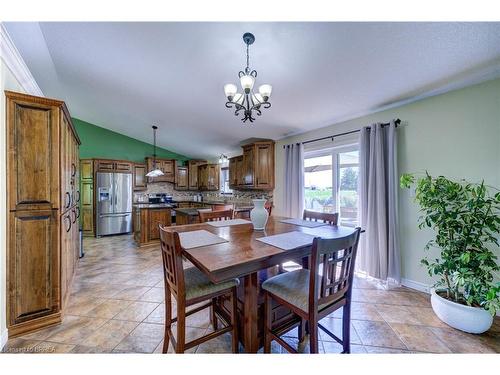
[283,143,305,218]
[358,121,401,283]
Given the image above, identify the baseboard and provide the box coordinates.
[401,278,430,294]
[0,328,8,350]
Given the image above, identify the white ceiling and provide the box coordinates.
[4,22,500,159]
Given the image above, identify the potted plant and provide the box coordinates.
[400,173,500,334]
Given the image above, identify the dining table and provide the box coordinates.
[167,215,358,353]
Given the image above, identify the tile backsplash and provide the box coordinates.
[134,182,272,204]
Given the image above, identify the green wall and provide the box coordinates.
[73,118,190,163]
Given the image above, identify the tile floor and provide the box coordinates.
[3,234,499,354]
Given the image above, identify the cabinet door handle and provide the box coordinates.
[65,192,71,208]
[65,215,72,232]
[72,209,77,224]
[75,190,80,203]
[76,206,80,219]
[71,163,76,177]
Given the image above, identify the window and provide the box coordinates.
[220,167,232,194]
[304,145,359,226]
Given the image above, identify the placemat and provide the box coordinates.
[179,230,228,249]
[256,231,317,250]
[206,219,252,227]
[279,218,328,228]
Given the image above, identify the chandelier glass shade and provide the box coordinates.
[224,33,272,123]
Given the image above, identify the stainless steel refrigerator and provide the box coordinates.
[96,172,132,236]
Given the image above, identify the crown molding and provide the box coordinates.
[1,23,43,96]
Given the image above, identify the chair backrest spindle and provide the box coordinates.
[199,209,234,222]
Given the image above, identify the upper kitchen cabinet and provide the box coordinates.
[242,144,255,187]
[175,165,188,190]
[6,91,81,337]
[228,156,244,189]
[254,141,275,189]
[133,163,147,191]
[198,164,220,191]
[145,157,176,183]
[95,159,132,173]
[188,160,207,190]
[228,140,275,190]
[7,93,61,211]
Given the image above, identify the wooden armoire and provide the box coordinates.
[6,91,81,337]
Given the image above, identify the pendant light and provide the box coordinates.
[146,125,164,177]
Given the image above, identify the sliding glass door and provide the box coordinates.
[304,145,359,226]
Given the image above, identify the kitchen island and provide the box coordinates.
[133,203,173,247]
[175,207,204,225]
[174,204,254,225]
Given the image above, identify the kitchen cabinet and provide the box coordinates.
[133,163,147,191]
[228,141,274,190]
[145,157,176,183]
[187,160,207,190]
[198,164,220,191]
[80,159,94,236]
[6,91,81,337]
[254,141,274,189]
[133,206,172,246]
[148,209,171,240]
[242,145,255,186]
[95,159,132,173]
[60,206,79,309]
[175,166,188,190]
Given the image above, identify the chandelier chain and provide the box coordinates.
[246,43,250,71]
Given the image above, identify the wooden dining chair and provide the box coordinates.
[303,209,339,225]
[265,201,273,216]
[198,209,234,222]
[262,227,361,354]
[159,225,239,353]
[280,210,339,273]
[213,204,234,211]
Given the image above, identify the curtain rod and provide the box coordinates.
[283,118,401,148]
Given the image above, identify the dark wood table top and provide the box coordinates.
[166,216,357,283]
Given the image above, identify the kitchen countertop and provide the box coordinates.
[133,203,175,209]
[174,208,203,216]
[134,200,256,211]
[173,199,230,205]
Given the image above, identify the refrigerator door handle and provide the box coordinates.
[99,214,130,218]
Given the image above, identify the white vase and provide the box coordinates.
[430,288,493,334]
[250,199,269,231]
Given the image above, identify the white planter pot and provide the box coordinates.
[250,199,269,231]
[430,288,493,334]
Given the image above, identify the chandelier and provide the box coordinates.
[224,32,272,123]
